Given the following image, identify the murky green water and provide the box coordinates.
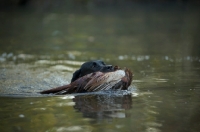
[0,2,200,132]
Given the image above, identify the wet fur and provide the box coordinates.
[71,60,113,82]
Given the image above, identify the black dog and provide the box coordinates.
[40,60,133,94]
[71,60,114,82]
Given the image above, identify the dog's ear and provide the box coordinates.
[71,69,81,83]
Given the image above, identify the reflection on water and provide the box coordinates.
[73,94,132,119]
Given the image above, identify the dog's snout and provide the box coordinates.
[106,65,113,69]
[100,64,114,72]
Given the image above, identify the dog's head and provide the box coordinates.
[71,60,114,82]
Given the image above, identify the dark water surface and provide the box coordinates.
[0,2,200,132]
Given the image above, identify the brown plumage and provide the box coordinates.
[40,67,133,95]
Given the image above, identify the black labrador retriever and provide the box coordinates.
[40,60,132,94]
[71,60,114,82]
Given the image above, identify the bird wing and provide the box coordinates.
[83,70,125,92]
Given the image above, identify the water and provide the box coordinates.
[0,2,200,132]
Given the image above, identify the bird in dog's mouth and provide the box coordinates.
[40,60,133,95]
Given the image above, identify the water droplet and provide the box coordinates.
[165,56,168,60]
[19,114,25,118]
[187,56,190,60]
[118,55,124,60]
[145,55,150,60]
[88,36,95,42]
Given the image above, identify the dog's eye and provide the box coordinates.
[92,62,97,68]
[102,62,105,65]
